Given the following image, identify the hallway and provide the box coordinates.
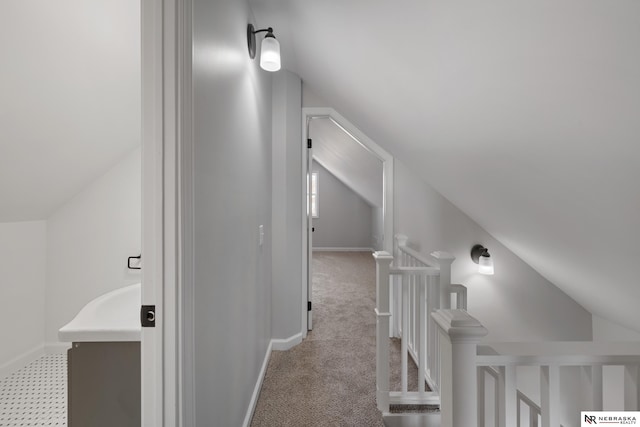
[251,251,414,426]
[252,251,382,425]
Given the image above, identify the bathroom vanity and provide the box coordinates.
[59,283,142,427]
[67,342,140,426]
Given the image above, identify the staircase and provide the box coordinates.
[374,235,472,426]
[375,235,640,427]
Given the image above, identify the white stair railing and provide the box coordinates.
[477,367,542,427]
[390,267,440,398]
[476,342,640,427]
[433,309,488,427]
[516,390,541,427]
[374,235,467,413]
[374,251,393,412]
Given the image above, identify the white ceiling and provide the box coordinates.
[0,0,140,221]
[253,0,640,331]
[311,117,383,208]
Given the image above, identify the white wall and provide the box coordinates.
[312,161,373,249]
[593,315,640,341]
[272,70,303,341]
[46,147,141,345]
[395,159,592,341]
[0,221,46,373]
[192,1,273,424]
[0,0,141,222]
[372,207,384,251]
[304,85,592,341]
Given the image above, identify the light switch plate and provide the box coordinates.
[259,225,264,246]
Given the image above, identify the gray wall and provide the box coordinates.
[312,161,373,249]
[395,159,592,341]
[304,84,592,342]
[271,71,303,340]
[592,315,640,341]
[371,207,384,251]
[192,1,272,425]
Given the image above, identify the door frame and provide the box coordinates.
[141,0,192,425]
[301,107,394,337]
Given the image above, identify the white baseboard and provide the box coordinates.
[313,247,374,252]
[45,342,71,354]
[0,345,44,380]
[272,332,303,351]
[242,340,273,427]
[242,331,305,426]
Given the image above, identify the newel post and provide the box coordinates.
[373,251,394,412]
[432,309,488,427]
[431,251,455,309]
[394,234,408,261]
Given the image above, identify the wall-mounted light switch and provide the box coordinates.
[259,225,264,246]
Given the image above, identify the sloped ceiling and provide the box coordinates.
[252,0,640,332]
[0,0,140,221]
[311,117,383,208]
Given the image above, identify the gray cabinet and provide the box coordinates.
[67,342,140,427]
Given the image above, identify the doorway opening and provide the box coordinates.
[301,108,394,336]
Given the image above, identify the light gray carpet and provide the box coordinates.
[251,252,424,427]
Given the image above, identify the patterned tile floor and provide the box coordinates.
[0,354,67,426]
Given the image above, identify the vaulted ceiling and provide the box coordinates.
[0,1,140,221]
[252,0,640,332]
[310,117,383,208]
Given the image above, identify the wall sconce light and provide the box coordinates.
[471,244,494,275]
[247,24,281,72]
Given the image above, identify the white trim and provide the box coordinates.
[241,335,303,426]
[302,115,310,339]
[271,333,303,351]
[302,107,394,339]
[141,0,173,424]
[44,342,71,354]
[242,341,273,427]
[312,247,374,252]
[176,0,194,425]
[0,345,44,380]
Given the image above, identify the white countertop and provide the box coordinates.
[58,283,141,342]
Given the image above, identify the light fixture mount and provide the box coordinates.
[247,24,275,59]
[247,24,257,59]
[471,244,489,264]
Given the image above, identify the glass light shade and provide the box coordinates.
[478,254,494,275]
[260,36,281,72]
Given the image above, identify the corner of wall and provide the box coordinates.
[45,147,142,344]
[271,70,303,340]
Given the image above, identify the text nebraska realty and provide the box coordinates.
[585,414,637,424]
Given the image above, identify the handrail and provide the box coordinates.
[376,237,470,418]
[477,341,640,366]
[397,244,434,267]
[516,390,541,427]
[478,367,540,427]
[389,266,440,276]
[476,341,640,427]
[477,354,640,366]
[479,341,640,356]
